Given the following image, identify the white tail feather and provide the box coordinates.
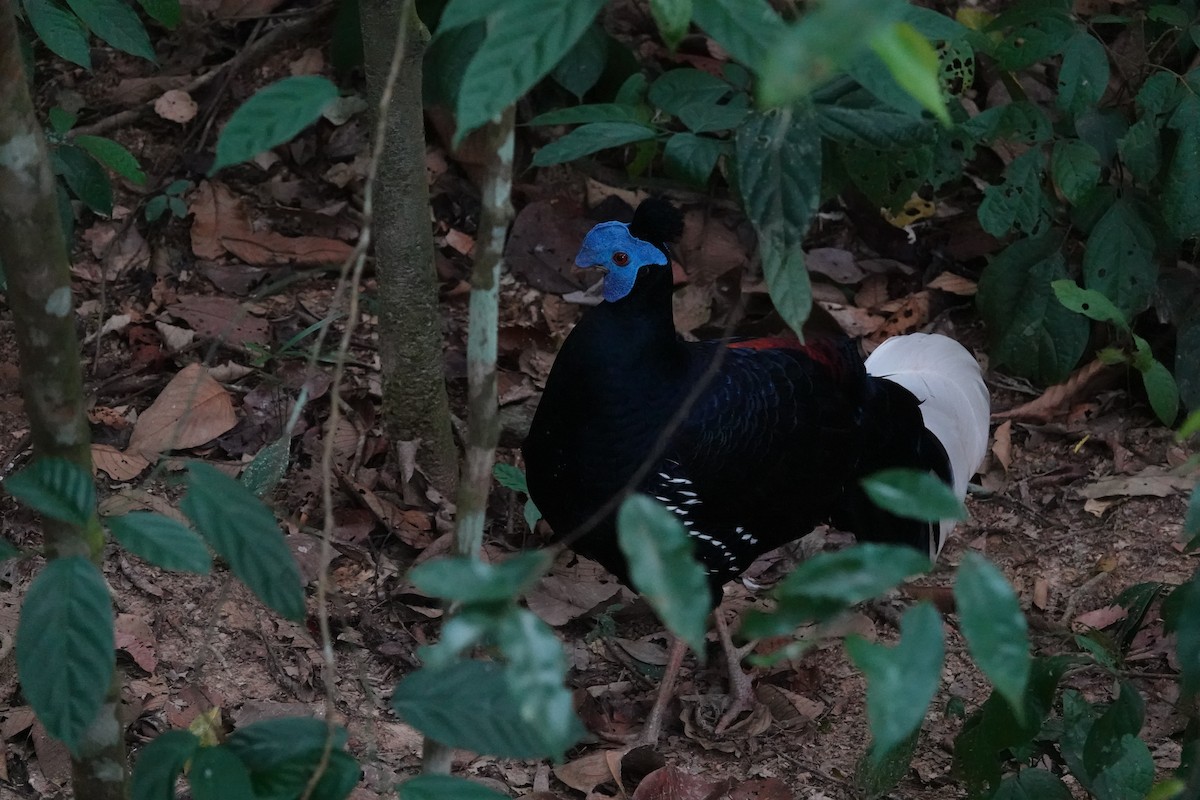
[865,333,990,556]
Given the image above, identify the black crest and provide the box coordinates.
[629,198,684,249]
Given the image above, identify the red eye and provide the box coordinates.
[612,251,630,266]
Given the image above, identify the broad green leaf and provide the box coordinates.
[855,728,919,797]
[736,107,821,335]
[24,0,91,68]
[1148,4,1191,27]
[987,2,1076,71]
[743,544,929,637]
[1118,117,1160,183]
[107,511,211,574]
[131,730,200,800]
[190,745,255,800]
[75,135,147,184]
[978,148,1049,237]
[531,122,658,167]
[0,539,19,561]
[211,77,338,172]
[841,141,934,210]
[552,23,607,99]
[1076,107,1128,164]
[1052,279,1128,328]
[1165,575,1200,695]
[393,660,582,759]
[994,769,1073,800]
[1082,200,1156,316]
[1136,71,1183,119]
[663,132,724,186]
[54,144,113,215]
[16,557,114,750]
[955,553,1030,720]
[523,498,542,530]
[136,0,180,27]
[1058,32,1109,116]
[435,0,492,33]
[861,468,966,522]
[65,0,155,60]
[1184,489,1200,551]
[678,96,748,133]
[816,98,934,149]
[1141,359,1180,426]
[239,436,290,497]
[495,608,581,762]
[5,457,94,526]
[400,775,509,800]
[48,107,77,134]
[1090,736,1155,800]
[240,750,358,800]
[650,0,692,49]
[847,603,944,760]
[527,104,645,126]
[225,718,356,800]
[492,462,528,492]
[692,0,782,73]
[1084,682,1144,773]
[144,195,168,222]
[409,551,551,604]
[648,68,730,116]
[976,234,1088,385]
[182,462,305,621]
[617,494,708,655]
[868,23,950,125]
[455,0,606,142]
[1051,139,1101,205]
[1163,96,1200,241]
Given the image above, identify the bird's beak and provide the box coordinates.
[564,275,607,306]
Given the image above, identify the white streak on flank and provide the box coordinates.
[668,477,691,484]
[677,490,697,497]
[683,499,701,505]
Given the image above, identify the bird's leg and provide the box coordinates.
[635,634,688,746]
[713,610,759,734]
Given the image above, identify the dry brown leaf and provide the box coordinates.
[807,248,865,284]
[526,572,622,627]
[855,273,890,310]
[672,283,714,333]
[154,89,197,124]
[92,444,150,481]
[443,228,475,256]
[167,295,269,347]
[127,364,237,458]
[1079,466,1197,499]
[994,360,1111,422]
[927,271,978,295]
[816,301,882,337]
[1033,577,1050,610]
[554,749,623,794]
[1075,604,1128,630]
[115,613,158,673]
[631,766,730,800]
[677,209,747,285]
[992,419,1013,471]
[872,290,930,341]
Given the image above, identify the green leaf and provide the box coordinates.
[107,511,212,574]
[527,103,645,126]
[492,462,528,492]
[1148,4,1191,27]
[1084,681,1145,770]
[64,0,155,60]
[617,494,709,655]
[1051,138,1101,205]
[0,539,19,561]
[663,132,724,185]
[393,659,581,759]
[1163,96,1200,241]
[861,468,966,523]
[409,551,551,604]
[131,730,200,800]
[993,769,1073,800]
[53,144,113,215]
[855,728,920,797]
[987,2,1076,70]
[211,76,338,173]
[847,603,944,760]
[182,462,305,621]
[868,23,950,125]
[239,437,290,498]
[224,718,356,800]
[649,68,730,115]
[1057,32,1109,116]
[531,121,658,167]
[74,135,147,185]
[1082,200,1157,317]
[23,0,91,68]
[5,457,95,526]
[454,0,606,142]
[978,148,1049,237]
[16,557,114,750]
[1184,489,1200,551]
[976,233,1089,385]
[649,0,692,49]
[1091,736,1155,800]
[523,498,542,530]
[136,0,180,27]
[1165,575,1200,695]
[691,0,782,73]
[1118,117,1160,183]
[736,107,821,336]
[955,552,1030,720]
[552,23,607,99]
[816,97,935,149]
[48,106,78,134]
[190,745,256,800]
[743,544,929,637]
[400,775,510,800]
[144,195,168,222]
[494,608,581,762]
[1141,359,1180,426]
[1051,279,1128,328]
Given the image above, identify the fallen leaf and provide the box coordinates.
[504,200,592,295]
[807,248,865,284]
[1075,605,1127,630]
[992,420,1013,471]
[1033,577,1049,610]
[994,360,1112,422]
[167,295,269,347]
[155,89,198,124]
[115,613,158,673]
[817,301,882,337]
[526,572,622,627]
[927,271,978,295]
[554,749,623,794]
[92,444,150,481]
[872,290,930,341]
[127,364,238,458]
[1078,467,1197,499]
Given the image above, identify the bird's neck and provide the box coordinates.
[577,267,681,367]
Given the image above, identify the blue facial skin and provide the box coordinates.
[575,221,668,302]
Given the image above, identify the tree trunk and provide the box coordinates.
[0,4,127,797]
[360,3,459,498]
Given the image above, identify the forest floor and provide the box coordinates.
[0,4,1196,800]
